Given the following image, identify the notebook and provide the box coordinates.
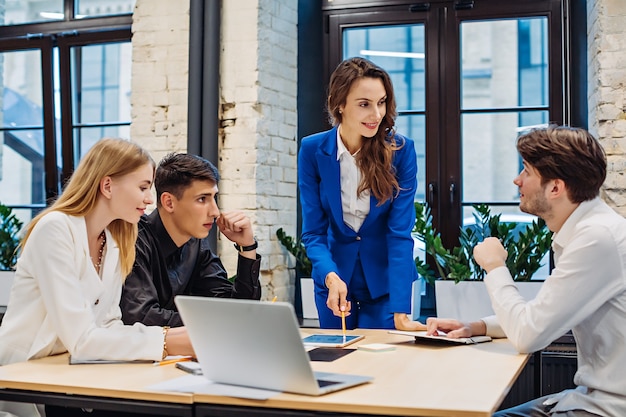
[389,330,492,345]
[174,296,372,396]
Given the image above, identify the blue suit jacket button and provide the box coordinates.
[355,236,361,241]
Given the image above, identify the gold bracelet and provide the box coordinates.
[162,326,170,359]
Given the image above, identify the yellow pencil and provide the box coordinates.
[271,296,278,303]
[341,310,346,342]
[154,356,193,367]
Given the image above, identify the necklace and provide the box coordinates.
[94,231,106,272]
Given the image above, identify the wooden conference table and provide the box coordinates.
[0,329,529,417]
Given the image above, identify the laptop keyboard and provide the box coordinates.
[317,379,341,388]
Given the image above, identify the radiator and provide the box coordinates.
[499,334,577,410]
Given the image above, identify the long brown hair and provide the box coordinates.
[21,138,155,276]
[516,125,606,203]
[327,57,403,205]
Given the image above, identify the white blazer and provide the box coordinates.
[0,212,163,365]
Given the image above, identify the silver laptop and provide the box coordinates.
[174,296,372,396]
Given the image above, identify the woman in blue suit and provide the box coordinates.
[298,57,426,330]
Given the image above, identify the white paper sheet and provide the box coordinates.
[146,375,280,400]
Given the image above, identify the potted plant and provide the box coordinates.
[0,202,23,308]
[276,228,316,319]
[413,202,553,320]
[0,203,23,270]
[276,227,312,277]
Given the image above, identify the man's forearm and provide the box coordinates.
[233,254,262,299]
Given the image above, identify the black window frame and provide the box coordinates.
[0,0,132,210]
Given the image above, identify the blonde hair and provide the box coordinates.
[21,138,155,276]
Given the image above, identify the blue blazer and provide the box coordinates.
[298,127,418,313]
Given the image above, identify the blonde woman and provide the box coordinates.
[0,138,193,417]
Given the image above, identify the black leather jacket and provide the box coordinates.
[120,210,261,327]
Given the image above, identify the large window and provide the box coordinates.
[0,0,134,225]
[325,1,567,247]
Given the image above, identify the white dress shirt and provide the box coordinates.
[482,198,626,416]
[337,127,370,232]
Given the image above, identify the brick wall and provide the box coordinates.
[588,0,626,216]
[219,0,298,301]
[131,0,190,164]
[131,0,298,302]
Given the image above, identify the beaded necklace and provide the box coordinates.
[94,231,106,272]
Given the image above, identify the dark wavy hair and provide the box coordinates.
[327,57,403,205]
[516,125,606,203]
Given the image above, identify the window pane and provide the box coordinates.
[342,24,426,200]
[343,24,426,112]
[396,114,425,201]
[461,111,548,203]
[0,50,46,219]
[73,125,130,163]
[72,42,132,125]
[1,50,43,128]
[76,0,135,18]
[461,17,548,110]
[1,129,45,202]
[2,0,64,26]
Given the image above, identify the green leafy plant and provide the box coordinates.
[0,203,23,271]
[276,228,312,277]
[413,202,552,284]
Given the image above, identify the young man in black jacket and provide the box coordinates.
[120,153,261,327]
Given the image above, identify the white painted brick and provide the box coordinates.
[589,0,626,214]
[284,167,297,182]
[602,138,626,155]
[258,210,281,227]
[597,103,622,120]
[610,120,626,138]
[605,0,626,14]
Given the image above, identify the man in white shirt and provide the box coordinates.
[426,125,626,417]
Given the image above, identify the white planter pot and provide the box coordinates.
[410,277,425,320]
[0,270,16,307]
[300,277,319,320]
[435,280,543,322]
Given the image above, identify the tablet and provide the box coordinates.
[301,334,364,348]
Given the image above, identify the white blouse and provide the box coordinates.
[336,127,370,232]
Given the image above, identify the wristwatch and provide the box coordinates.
[234,238,258,253]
